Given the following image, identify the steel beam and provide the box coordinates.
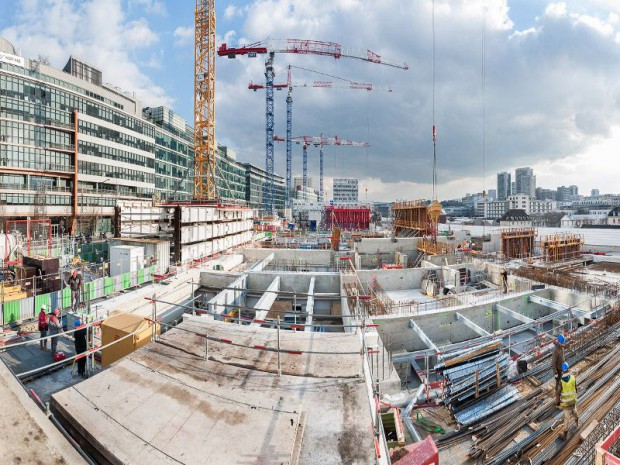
[305,277,315,332]
[408,319,438,352]
[456,312,490,337]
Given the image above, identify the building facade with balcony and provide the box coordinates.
[244,163,286,212]
[0,39,196,234]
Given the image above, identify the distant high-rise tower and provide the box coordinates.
[332,178,359,204]
[515,167,536,198]
[497,172,511,201]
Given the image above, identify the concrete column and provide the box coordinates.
[305,277,315,332]
[251,276,281,324]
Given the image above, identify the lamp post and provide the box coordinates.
[97,178,111,192]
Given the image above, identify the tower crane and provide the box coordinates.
[218,39,408,212]
[194,0,217,201]
[273,135,369,203]
[249,65,391,209]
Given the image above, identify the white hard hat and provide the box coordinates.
[41,304,47,311]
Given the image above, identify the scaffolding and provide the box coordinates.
[392,200,433,237]
[500,228,536,260]
[417,238,453,256]
[324,206,371,231]
[539,233,584,263]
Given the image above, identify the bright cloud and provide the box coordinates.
[173,26,193,46]
[1,0,173,108]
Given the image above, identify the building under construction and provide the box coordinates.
[539,232,584,262]
[500,227,536,259]
[392,200,434,237]
[323,205,371,231]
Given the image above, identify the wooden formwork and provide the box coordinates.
[392,200,433,237]
[539,233,584,262]
[417,239,453,256]
[500,228,536,260]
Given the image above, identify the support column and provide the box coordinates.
[305,277,315,333]
[252,276,281,324]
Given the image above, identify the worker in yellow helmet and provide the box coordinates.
[559,362,578,440]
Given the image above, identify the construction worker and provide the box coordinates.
[67,269,83,311]
[73,319,87,378]
[559,362,578,440]
[500,268,508,293]
[37,305,49,350]
[49,308,62,356]
[552,334,566,405]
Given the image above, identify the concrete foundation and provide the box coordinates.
[51,317,377,465]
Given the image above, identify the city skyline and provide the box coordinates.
[2,1,620,201]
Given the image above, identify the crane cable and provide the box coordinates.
[432,0,437,201]
[482,2,487,237]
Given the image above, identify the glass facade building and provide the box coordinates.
[244,163,285,211]
[0,39,286,234]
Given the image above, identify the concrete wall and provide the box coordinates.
[243,248,333,266]
[246,271,340,294]
[372,285,601,354]
[199,271,244,288]
[355,238,422,268]
[372,291,544,352]
[356,268,428,291]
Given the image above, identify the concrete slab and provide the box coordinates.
[0,333,76,378]
[52,318,376,465]
[0,360,86,464]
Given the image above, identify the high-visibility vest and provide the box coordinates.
[560,375,577,407]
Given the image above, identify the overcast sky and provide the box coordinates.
[2,0,620,201]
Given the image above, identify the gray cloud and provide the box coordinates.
[213,0,620,198]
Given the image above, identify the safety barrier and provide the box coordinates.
[0,266,156,326]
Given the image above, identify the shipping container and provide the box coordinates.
[109,246,144,278]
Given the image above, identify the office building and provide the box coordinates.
[0,38,288,235]
[244,163,285,211]
[515,167,536,198]
[332,178,359,204]
[535,187,556,201]
[497,172,511,201]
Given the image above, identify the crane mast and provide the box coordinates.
[194,0,217,201]
[220,39,407,212]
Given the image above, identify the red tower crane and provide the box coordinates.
[218,39,408,213]
[273,135,369,203]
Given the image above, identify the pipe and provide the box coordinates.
[386,388,442,409]
[402,384,425,442]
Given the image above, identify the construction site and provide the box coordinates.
[1,1,620,465]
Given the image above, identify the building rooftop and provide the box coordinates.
[500,209,531,222]
[51,316,377,465]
